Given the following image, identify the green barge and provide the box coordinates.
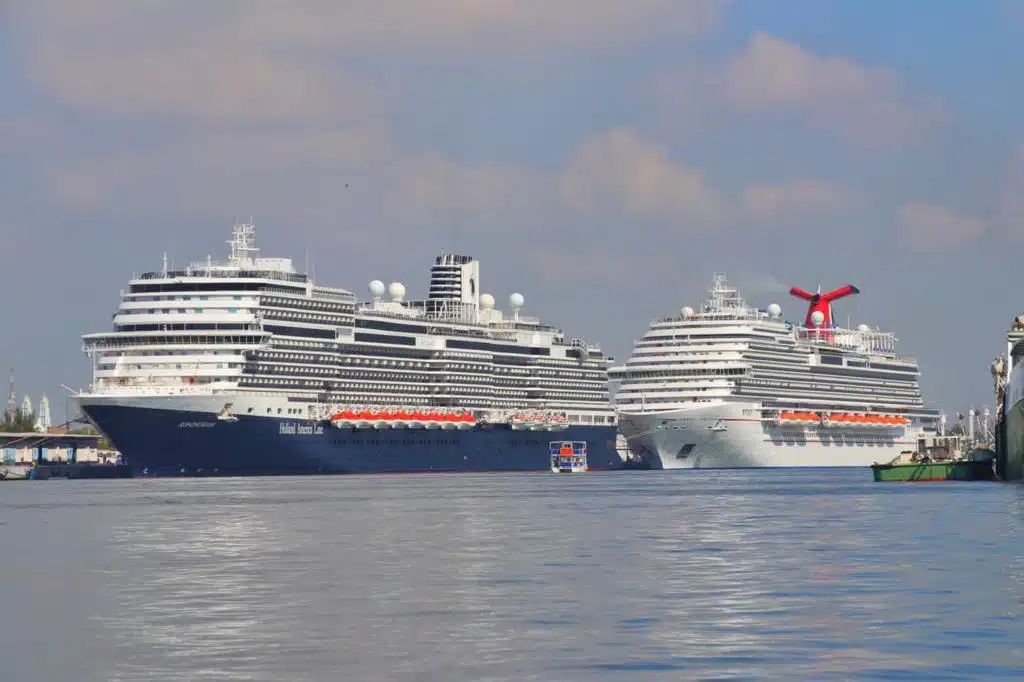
[870,435,997,482]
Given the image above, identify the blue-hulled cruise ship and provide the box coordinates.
[72,221,623,476]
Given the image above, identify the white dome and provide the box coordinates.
[680,306,695,317]
[479,293,495,310]
[368,280,386,297]
[509,292,524,309]
[388,282,406,301]
[767,303,782,318]
[857,323,871,332]
[809,310,825,327]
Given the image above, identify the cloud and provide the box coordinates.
[13,0,725,124]
[227,0,726,51]
[655,32,946,147]
[558,129,728,226]
[10,2,870,279]
[1001,146,1024,232]
[16,4,382,124]
[896,202,987,251]
[527,247,678,287]
[740,180,859,221]
[47,125,397,215]
[44,124,859,258]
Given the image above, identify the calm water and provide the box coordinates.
[2,469,1023,681]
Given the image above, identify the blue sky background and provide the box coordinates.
[1,0,1022,422]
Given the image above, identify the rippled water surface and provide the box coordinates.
[2,469,1024,681]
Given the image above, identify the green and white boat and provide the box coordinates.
[870,435,996,482]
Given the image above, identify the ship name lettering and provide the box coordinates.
[178,421,216,428]
[279,422,323,436]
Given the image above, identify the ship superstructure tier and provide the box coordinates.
[610,273,940,468]
[73,221,621,475]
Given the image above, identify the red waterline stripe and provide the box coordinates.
[762,439,918,444]
[339,466,619,476]
[877,478,965,482]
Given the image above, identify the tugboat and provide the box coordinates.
[550,440,588,473]
[870,434,996,482]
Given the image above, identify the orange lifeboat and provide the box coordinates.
[390,409,410,428]
[793,412,818,425]
[422,410,442,429]
[778,411,798,425]
[407,410,426,428]
[330,409,356,428]
[368,410,389,429]
[550,414,569,431]
[455,411,475,430]
[440,411,458,430]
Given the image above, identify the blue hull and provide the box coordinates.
[81,404,624,476]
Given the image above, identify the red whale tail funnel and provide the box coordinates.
[789,284,860,340]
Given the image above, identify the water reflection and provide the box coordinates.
[0,471,1022,680]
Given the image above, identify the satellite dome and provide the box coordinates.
[509,293,524,309]
[680,306,695,317]
[857,323,871,332]
[809,310,825,327]
[388,282,406,301]
[369,280,386,297]
[479,293,495,310]
[767,303,782,318]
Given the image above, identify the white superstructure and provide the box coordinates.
[75,220,616,430]
[610,273,940,468]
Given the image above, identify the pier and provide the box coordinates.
[0,430,129,480]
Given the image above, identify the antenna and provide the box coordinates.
[449,162,463,252]
[227,218,259,266]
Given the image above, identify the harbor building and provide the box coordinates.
[0,429,106,466]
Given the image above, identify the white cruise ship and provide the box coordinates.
[610,273,940,468]
[71,221,622,476]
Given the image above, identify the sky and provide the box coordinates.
[1,0,1022,423]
